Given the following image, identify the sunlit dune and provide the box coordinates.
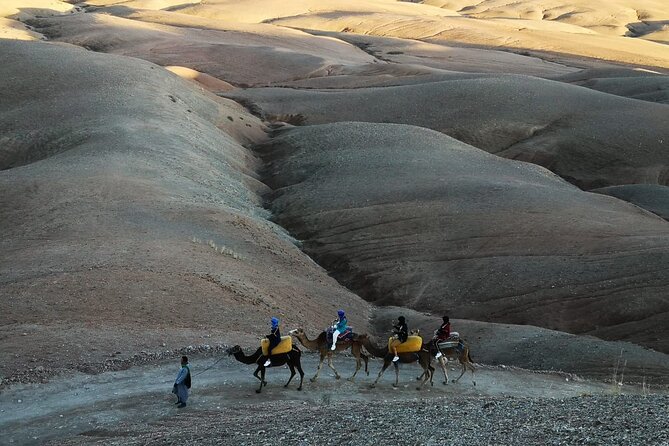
[83,0,201,8]
[165,65,235,92]
[271,11,669,69]
[28,12,376,85]
[103,0,669,68]
[0,0,75,39]
[0,0,75,20]
[312,31,577,77]
[422,0,668,36]
[0,17,43,40]
[159,0,459,24]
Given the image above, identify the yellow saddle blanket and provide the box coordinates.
[261,336,292,356]
[388,335,422,353]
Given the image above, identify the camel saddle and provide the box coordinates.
[326,327,353,344]
[437,334,464,352]
[388,335,422,353]
[261,336,292,356]
[437,331,461,350]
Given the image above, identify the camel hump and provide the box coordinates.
[261,336,292,356]
[327,326,354,343]
[388,335,422,353]
[437,335,465,352]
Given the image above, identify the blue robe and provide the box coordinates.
[335,317,348,332]
[172,365,190,404]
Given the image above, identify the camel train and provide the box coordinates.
[226,314,475,393]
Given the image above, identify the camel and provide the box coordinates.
[411,329,476,385]
[289,328,370,382]
[226,345,304,393]
[357,334,434,390]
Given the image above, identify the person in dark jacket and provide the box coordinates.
[433,315,451,359]
[390,316,408,362]
[263,317,281,366]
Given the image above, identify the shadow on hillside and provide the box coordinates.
[626,20,669,43]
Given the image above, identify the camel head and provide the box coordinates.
[226,345,242,356]
[289,328,305,337]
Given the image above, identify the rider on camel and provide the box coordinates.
[263,317,281,366]
[391,316,408,362]
[433,315,451,359]
[331,309,348,351]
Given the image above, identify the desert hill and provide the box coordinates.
[0,39,371,381]
[258,122,669,352]
[1,0,669,397]
[593,184,669,221]
[227,78,669,189]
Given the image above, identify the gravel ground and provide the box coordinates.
[56,395,669,445]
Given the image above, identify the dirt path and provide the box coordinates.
[0,351,659,445]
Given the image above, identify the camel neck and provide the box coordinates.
[362,337,388,358]
[296,332,323,350]
[234,348,262,364]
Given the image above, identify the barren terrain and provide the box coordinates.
[2,352,667,445]
[1,0,669,444]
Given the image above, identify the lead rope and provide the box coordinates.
[164,356,226,384]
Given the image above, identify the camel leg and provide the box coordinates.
[440,357,449,385]
[393,361,400,388]
[284,363,296,388]
[348,355,361,381]
[326,354,341,380]
[348,345,361,381]
[453,348,476,385]
[311,352,326,382]
[466,358,476,386]
[453,363,467,383]
[256,367,266,394]
[295,360,304,391]
[253,366,268,386]
[418,364,431,390]
[362,353,370,376]
[371,360,391,388]
[416,357,436,383]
